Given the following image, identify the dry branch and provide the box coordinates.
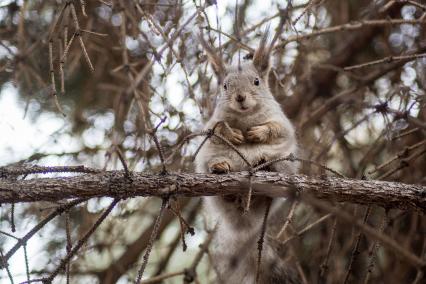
[0,169,425,212]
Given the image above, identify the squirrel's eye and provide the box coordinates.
[223,83,227,90]
[254,78,260,86]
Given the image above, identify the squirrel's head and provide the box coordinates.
[221,62,269,113]
[200,32,273,114]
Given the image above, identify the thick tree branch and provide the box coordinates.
[0,170,425,212]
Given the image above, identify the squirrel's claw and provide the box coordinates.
[247,125,269,143]
[209,161,231,174]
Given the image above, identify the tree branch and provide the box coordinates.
[0,169,425,212]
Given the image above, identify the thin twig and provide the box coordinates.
[43,198,119,283]
[140,271,184,284]
[127,10,198,94]
[211,133,251,167]
[344,53,426,71]
[149,117,168,174]
[48,40,65,116]
[253,154,345,178]
[304,195,426,268]
[377,147,426,179]
[135,198,169,284]
[280,213,332,246]
[115,146,131,179]
[276,200,299,240]
[319,216,338,281]
[343,206,372,284]
[4,199,86,262]
[392,128,419,140]
[244,173,254,213]
[69,3,94,71]
[255,198,272,283]
[65,213,72,284]
[363,209,388,284]
[277,19,426,49]
[10,203,15,232]
[23,243,30,283]
[368,140,426,174]
[0,250,14,284]
[168,201,194,252]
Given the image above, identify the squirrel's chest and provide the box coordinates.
[225,112,270,131]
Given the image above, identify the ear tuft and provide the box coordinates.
[198,34,226,82]
[252,28,272,79]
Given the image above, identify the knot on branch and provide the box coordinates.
[0,257,9,270]
[399,159,409,168]
[205,128,214,138]
[187,226,195,236]
[385,56,393,63]
[398,147,410,158]
[183,268,196,283]
[374,102,388,114]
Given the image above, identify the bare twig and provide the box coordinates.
[363,209,388,284]
[69,2,94,71]
[10,203,15,232]
[303,195,426,268]
[0,250,14,284]
[43,198,119,283]
[3,199,86,263]
[149,117,168,174]
[135,198,169,284]
[48,40,65,116]
[276,200,299,240]
[277,19,426,49]
[115,146,131,179]
[368,140,426,174]
[279,213,333,246]
[344,53,426,71]
[140,271,184,284]
[343,206,372,284]
[319,216,338,281]
[255,199,272,283]
[65,213,72,284]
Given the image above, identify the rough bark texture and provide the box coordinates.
[1,171,425,212]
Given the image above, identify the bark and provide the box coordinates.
[1,170,425,212]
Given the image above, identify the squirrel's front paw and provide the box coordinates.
[209,161,231,174]
[247,125,270,143]
[213,122,244,145]
[225,128,244,145]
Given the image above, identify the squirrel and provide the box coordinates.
[195,33,300,284]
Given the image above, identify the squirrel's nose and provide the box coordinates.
[236,95,245,103]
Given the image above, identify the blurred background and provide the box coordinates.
[0,0,425,283]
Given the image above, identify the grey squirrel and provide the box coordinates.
[195,33,300,284]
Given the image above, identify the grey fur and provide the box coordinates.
[195,40,299,284]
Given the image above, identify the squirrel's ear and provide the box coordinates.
[252,30,272,79]
[199,35,226,82]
